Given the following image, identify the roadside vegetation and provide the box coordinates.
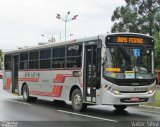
[146,91,160,107]
[111,0,160,70]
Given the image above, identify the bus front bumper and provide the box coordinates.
[99,89,155,105]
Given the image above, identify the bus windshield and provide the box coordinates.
[103,46,154,79]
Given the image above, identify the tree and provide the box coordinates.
[111,0,160,36]
[154,32,160,69]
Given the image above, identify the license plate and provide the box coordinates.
[134,87,148,91]
[131,97,139,101]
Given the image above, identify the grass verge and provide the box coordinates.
[145,91,160,107]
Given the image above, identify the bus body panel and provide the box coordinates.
[17,70,83,101]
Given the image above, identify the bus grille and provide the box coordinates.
[120,91,147,93]
[117,79,155,86]
[120,98,149,103]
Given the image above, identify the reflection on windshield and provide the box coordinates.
[103,46,153,79]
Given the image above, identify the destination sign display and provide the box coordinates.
[106,35,154,46]
[116,37,144,44]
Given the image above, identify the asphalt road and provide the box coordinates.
[0,79,160,127]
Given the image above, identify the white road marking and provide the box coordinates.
[4,99,32,106]
[57,110,118,122]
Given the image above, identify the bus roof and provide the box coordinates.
[106,32,153,38]
[4,33,152,55]
[4,35,103,55]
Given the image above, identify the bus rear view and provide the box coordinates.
[101,33,155,110]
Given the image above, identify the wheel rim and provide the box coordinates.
[74,94,81,107]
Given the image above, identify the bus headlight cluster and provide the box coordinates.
[107,87,121,95]
[147,89,154,94]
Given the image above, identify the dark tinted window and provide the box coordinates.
[5,55,11,62]
[20,62,28,70]
[52,47,65,58]
[67,45,82,56]
[66,44,82,68]
[29,50,39,69]
[52,47,65,68]
[5,63,12,70]
[29,51,39,60]
[20,52,28,61]
[20,52,28,70]
[40,60,51,69]
[40,49,51,59]
[4,55,12,70]
[29,61,39,69]
[40,48,51,69]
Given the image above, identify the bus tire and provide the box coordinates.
[30,97,37,102]
[22,84,31,102]
[113,105,127,111]
[71,89,87,112]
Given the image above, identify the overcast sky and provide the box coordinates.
[0,0,125,51]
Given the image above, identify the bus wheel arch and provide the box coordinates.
[21,82,27,95]
[69,85,81,101]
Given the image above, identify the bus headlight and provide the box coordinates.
[147,89,154,94]
[107,87,121,95]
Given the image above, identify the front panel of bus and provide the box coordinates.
[100,34,155,105]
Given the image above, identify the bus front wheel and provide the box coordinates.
[113,105,127,111]
[71,89,87,112]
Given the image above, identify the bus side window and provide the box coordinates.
[29,51,39,69]
[66,44,82,68]
[40,48,51,69]
[4,55,12,70]
[20,52,28,70]
[52,47,65,68]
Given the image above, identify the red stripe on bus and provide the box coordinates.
[53,86,58,95]
[52,86,63,97]
[4,78,11,90]
[30,91,53,96]
[18,78,39,82]
[53,74,73,83]
[30,86,63,97]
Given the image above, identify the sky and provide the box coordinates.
[0,0,125,51]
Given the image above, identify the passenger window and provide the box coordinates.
[66,44,82,68]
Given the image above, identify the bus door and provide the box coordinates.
[12,55,19,93]
[84,42,101,103]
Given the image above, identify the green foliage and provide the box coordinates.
[154,32,160,69]
[111,0,160,36]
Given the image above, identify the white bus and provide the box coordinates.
[3,33,156,112]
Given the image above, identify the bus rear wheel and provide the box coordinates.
[22,85,37,102]
[71,89,87,112]
[113,105,127,111]
[22,85,30,102]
